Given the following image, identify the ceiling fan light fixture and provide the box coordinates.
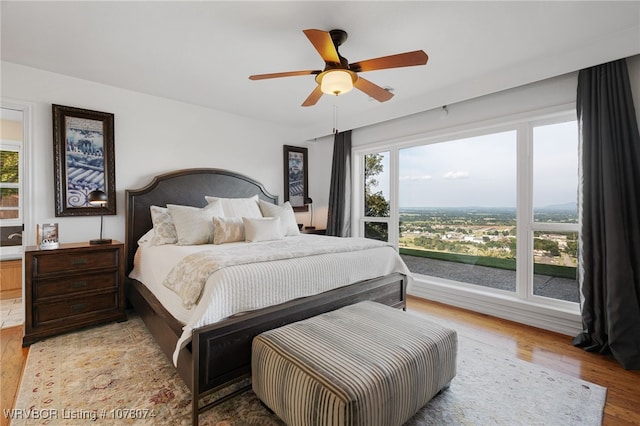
[318,70,356,96]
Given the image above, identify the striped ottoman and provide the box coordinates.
[251,301,457,426]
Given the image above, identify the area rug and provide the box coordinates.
[12,314,606,425]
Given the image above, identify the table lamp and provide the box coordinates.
[304,197,314,230]
[88,190,112,244]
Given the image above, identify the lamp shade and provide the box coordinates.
[88,190,108,206]
[320,70,355,96]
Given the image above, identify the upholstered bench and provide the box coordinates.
[251,301,457,426]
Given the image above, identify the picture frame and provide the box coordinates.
[283,145,309,212]
[37,223,59,250]
[52,104,116,217]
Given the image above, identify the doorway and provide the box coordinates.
[1,100,31,328]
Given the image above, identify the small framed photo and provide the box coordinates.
[37,223,59,250]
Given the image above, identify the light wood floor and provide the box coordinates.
[0,325,28,426]
[1,297,639,425]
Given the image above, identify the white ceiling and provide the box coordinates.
[2,1,639,140]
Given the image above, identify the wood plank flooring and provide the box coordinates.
[0,325,28,426]
[1,297,639,425]
[406,297,640,425]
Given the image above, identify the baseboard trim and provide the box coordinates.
[0,289,22,300]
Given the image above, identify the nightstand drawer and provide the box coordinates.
[34,271,118,299]
[34,292,119,324]
[32,249,119,276]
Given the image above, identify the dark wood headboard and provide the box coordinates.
[125,168,278,274]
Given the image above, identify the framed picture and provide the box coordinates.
[37,223,59,250]
[283,145,309,212]
[52,104,116,217]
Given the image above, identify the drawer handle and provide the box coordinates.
[71,281,88,289]
[71,303,87,312]
[71,258,88,265]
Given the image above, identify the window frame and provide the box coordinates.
[526,115,580,305]
[353,104,580,322]
[360,150,397,244]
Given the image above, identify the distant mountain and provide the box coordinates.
[539,202,577,211]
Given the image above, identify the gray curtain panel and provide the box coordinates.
[326,130,352,237]
[573,58,640,370]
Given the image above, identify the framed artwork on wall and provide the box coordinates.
[52,104,116,217]
[283,145,309,212]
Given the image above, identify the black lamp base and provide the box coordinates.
[90,238,112,245]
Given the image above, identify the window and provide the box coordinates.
[356,110,579,310]
[0,146,20,220]
[531,120,579,302]
[398,130,518,293]
[363,152,390,242]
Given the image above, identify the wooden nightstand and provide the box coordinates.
[23,241,126,346]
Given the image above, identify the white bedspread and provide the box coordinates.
[129,234,411,365]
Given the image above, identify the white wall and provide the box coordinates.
[1,61,303,246]
[353,54,640,148]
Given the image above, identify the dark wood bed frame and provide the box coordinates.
[124,168,408,425]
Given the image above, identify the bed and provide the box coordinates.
[124,168,409,424]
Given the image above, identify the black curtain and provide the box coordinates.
[573,58,640,370]
[326,130,352,237]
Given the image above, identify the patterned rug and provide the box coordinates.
[13,314,606,425]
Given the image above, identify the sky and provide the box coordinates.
[371,121,578,209]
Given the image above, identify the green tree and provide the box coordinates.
[565,239,578,255]
[534,238,560,257]
[0,151,19,183]
[0,151,19,201]
[364,153,390,241]
[364,154,389,217]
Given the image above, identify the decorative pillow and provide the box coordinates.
[204,194,262,218]
[150,205,178,245]
[212,216,245,244]
[243,217,284,243]
[167,201,224,245]
[137,229,155,247]
[258,200,300,237]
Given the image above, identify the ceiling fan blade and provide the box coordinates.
[301,85,324,107]
[303,29,341,65]
[249,70,320,80]
[350,50,428,73]
[353,77,394,102]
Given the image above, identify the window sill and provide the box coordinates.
[408,274,582,337]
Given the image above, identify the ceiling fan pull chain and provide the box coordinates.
[333,104,339,135]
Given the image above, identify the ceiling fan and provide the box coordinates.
[249,29,428,107]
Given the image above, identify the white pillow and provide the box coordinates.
[258,200,300,237]
[205,194,262,218]
[137,229,155,247]
[243,217,284,243]
[212,216,245,244]
[167,201,224,245]
[150,205,177,245]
